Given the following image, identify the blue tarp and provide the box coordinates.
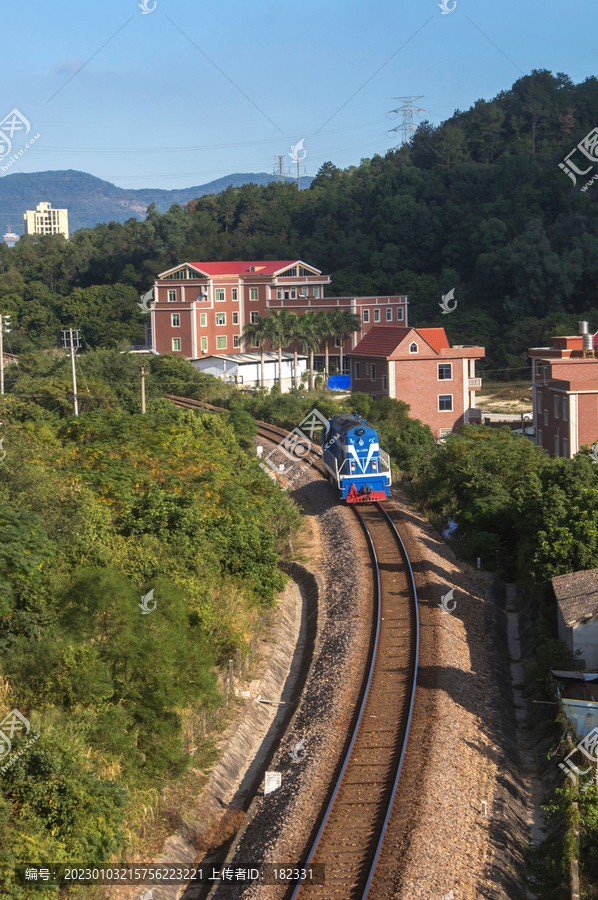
[328,375,351,390]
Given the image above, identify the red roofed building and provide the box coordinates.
[529,321,598,457]
[349,326,485,439]
[148,260,408,366]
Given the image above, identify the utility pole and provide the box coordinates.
[387,96,425,147]
[139,364,146,414]
[61,328,80,416]
[0,314,11,395]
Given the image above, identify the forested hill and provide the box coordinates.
[2,69,598,373]
[0,169,314,232]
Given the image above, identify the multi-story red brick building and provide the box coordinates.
[348,326,485,439]
[148,260,408,367]
[530,322,598,458]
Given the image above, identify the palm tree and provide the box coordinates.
[263,312,290,390]
[278,310,303,390]
[297,311,322,391]
[317,312,337,387]
[242,315,269,389]
[330,309,362,377]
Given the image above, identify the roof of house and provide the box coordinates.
[349,327,411,357]
[349,326,450,358]
[159,261,322,277]
[418,327,450,352]
[553,569,598,627]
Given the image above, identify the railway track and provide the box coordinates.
[167,393,420,899]
[289,503,418,900]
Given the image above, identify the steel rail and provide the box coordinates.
[288,503,418,900]
[361,502,419,899]
[288,505,383,900]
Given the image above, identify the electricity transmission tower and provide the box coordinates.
[387,96,425,147]
[273,155,291,183]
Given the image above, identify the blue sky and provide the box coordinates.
[3,0,597,191]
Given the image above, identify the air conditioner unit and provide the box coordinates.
[202,349,208,354]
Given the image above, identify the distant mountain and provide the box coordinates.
[0,169,314,234]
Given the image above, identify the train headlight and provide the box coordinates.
[350,463,356,472]
[372,462,378,471]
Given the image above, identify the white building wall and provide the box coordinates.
[572,618,598,669]
[192,356,307,392]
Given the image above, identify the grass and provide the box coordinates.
[476,383,533,414]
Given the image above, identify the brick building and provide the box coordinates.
[148,260,408,367]
[529,321,598,458]
[348,326,484,439]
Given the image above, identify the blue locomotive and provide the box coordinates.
[321,414,392,503]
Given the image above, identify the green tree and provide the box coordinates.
[243,314,269,388]
[297,311,323,392]
[0,504,55,617]
[329,309,362,377]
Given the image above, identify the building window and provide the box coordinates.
[544,409,548,426]
[555,435,560,456]
[554,395,560,418]
[301,287,307,297]
[335,337,341,347]
[251,312,259,323]
[215,288,225,302]
[201,336,208,352]
[374,309,380,322]
[232,311,239,325]
[439,428,452,438]
[563,397,568,421]
[280,266,298,277]
[409,342,418,353]
[538,429,543,447]
[216,336,226,349]
[355,362,360,378]
[563,437,569,458]
[438,363,452,380]
[439,395,453,411]
[537,390,542,413]
[172,338,181,351]
[558,342,563,350]
[382,375,387,390]
[233,335,240,348]
[536,361,542,378]
[250,288,258,300]
[363,310,370,323]
[171,314,180,327]
[168,290,176,302]
[366,364,370,376]
[277,288,283,299]
[216,312,226,325]
[371,364,376,381]
[386,308,392,322]
[232,288,238,301]
[200,313,207,327]
[313,286,319,298]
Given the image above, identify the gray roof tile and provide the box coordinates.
[552,569,598,627]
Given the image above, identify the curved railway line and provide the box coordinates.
[167,394,420,899]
